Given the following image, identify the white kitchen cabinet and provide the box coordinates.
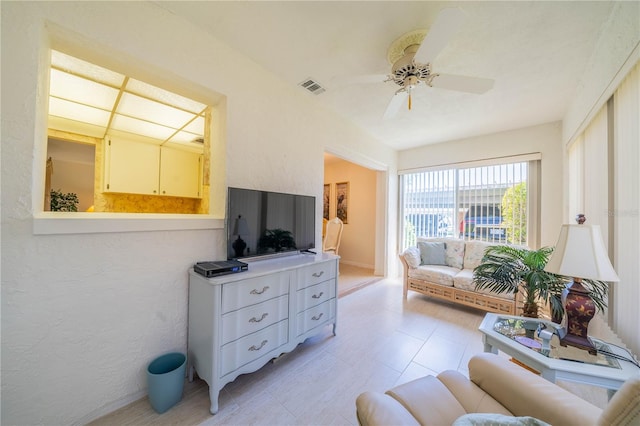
[159,145,202,198]
[103,137,202,198]
[104,137,159,195]
[187,253,338,414]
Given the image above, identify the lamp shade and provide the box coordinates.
[545,224,619,282]
[232,216,249,237]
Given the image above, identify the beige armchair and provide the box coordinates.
[356,353,640,426]
[322,217,343,255]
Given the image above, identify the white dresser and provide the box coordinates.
[187,253,339,414]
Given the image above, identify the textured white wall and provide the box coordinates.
[0,2,395,424]
[398,122,564,247]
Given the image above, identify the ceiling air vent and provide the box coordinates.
[299,78,326,95]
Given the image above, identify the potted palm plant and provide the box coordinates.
[473,245,609,320]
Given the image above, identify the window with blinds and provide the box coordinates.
[400,161,530,250]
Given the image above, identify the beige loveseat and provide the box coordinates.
[400,237,517,315]
[356,353,640,426]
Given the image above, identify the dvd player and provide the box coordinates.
[194,260,248,278]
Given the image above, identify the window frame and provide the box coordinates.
[399,153,541,250]
[33,42,226,235]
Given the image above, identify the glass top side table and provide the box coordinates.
[479,313,639,392]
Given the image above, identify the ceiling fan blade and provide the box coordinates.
[414,8,466,64]
[430,74,494,94]
[383,90,408,120]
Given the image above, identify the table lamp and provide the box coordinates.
[232,215,250,258]
[544,214,619,354]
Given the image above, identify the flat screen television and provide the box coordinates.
[226,187,316,260]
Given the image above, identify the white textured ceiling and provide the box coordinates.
[157,1,616,151]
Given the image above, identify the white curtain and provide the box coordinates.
[613,62,640,356]
[568,106,609,233]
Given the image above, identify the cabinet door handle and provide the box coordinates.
[312,292,324,299]
[248,340,268,351]
[312,271,324,278]
[311,313,324,321]
[250,286,270,295]
[249,313,269,323]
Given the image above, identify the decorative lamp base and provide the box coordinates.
[232,237,246,259]
[560,279,597,355]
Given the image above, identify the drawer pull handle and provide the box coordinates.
[312,292,324,299]
[249,313,269,323]
[311,313,324,321]
[250,286,270,295]
[248,340,268,351]
[312,271,324,278]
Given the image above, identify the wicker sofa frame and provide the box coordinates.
[399,249,518,315]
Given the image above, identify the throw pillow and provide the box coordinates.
[403,246,421,268]
[453,413,550,426]
[417,241,446,266]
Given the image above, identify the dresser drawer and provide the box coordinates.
[297,261,336,290]
[220,320,289,377]
[296,299,335,336]
[296,280,335,313]
[222,272,289,313]
[221,295,289,345]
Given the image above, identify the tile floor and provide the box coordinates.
[91,275,608,425]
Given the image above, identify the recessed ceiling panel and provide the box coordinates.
[126,79,206,113]
[183,115,205,135]
[49,97,111,127]
[167,130,203,144]
[111,114,176,141]
[50,69,119,110]
[117,92,196,130]
[51,50,125,87]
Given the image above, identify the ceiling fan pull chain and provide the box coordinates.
[408,92,412,110]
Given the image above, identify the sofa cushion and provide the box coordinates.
[453,269,514,300]
[419,237,465,269]
[409,265,458,287]
[403,246,421,268]
[418,241,446,265]
[463,240,497,270]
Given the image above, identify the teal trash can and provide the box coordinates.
[147,352,186,414]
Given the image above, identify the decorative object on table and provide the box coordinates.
[258,228,296,253]
[231,215,250,258]
[49,189,79,212]
[544,214,618,355]
[323,184,330,220]
[473,245,561,318]
[335,181,349,224]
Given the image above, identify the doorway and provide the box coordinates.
[323,152,384,295]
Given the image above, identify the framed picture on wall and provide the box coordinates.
[323,184,330,220]
[336,181,349,224]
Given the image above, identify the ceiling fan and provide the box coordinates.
[381,8,494,119]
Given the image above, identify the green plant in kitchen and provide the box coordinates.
[50,189,79,212]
